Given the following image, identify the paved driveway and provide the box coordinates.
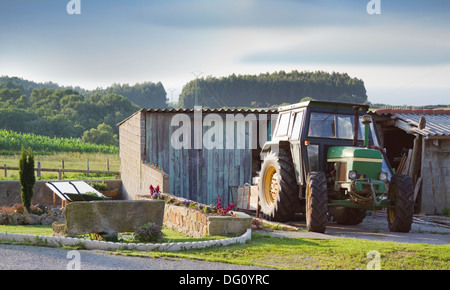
[0,243,271,270]
[266,212,450,245]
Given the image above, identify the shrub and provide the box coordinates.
[89,181,109,191]
[19,147,35,212]
[133,222,163,243]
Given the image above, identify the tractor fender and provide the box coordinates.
[261,140,290,155]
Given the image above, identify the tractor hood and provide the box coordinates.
[327,146,382,180]
[327,146,382,161]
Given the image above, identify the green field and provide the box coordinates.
[0,129,120,180]
[0,129,119,155]
[0,152,120,180]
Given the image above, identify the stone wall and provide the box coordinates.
[163,203,252,238]
[163,203,209,238]
[421,139,450,214]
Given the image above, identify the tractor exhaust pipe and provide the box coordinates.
[362,115,372,147]
[353,106,359,146]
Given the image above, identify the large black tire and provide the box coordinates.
[330,207,366,225]
[258,151,299,222]
[306,172,328,233]
[387,174,414,232]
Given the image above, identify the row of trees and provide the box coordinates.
[179,70,368,108]
[0,85,140,145]
[0,76,172,146]
[81,81,168,109]
[0,76,168,110]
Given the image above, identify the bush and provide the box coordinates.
[81,123,118,146]
[89,181,109,191]
[133,222,163,242]
[19,147,35,212]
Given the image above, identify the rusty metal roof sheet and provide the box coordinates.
[374,109,450,138]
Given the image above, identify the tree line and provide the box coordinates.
[0,71,370,146]
[0,77,144,146]
[179,70,368,108]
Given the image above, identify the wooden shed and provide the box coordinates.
[373,108,450,214]
[118,107,277,206]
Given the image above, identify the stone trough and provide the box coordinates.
[53,200,165,238]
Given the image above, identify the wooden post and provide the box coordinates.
[87,158,89,177]
[62,159,65,176]
[107,158,110,172]
[3,164,6,178]
[37,161,41,178]
[409,135,422,184]
[429,161,437,215]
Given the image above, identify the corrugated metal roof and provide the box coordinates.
[117,107,278,126]
[146,107,277,114]
[374,109,450,138]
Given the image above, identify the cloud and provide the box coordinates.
[240,25,450,66]
[131,0,367,29]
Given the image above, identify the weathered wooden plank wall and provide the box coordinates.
[144,110,275,206]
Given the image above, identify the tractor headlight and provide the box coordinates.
[379,172,388,181]
[348,170,357,180]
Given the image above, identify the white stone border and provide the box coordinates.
[0,228,252,252]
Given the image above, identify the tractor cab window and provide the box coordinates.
[290,111,304,140]
[275,112,291,137]
[308,112,364,140]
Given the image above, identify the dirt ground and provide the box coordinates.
[257,212,450,245]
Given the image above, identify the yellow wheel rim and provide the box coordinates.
[263,165,278,206]
[306,183,311,219]
[388,185,397,224]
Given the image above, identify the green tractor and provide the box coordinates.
[258,100,414,233]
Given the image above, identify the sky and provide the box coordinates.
[0,0,449,106]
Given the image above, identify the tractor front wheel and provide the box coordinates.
[258,151,299,222]
[306,172,328,233]
[387,174,414,232]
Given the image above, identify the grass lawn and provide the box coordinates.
[144,233,450,270]
[0,152,120,180]
[2,224,447,270]
[0,225,229,244]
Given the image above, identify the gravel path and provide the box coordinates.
[0,244,270,270]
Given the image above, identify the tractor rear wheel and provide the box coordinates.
[258,151,299,222]
[387,174,414,232]
[306,172,328,233]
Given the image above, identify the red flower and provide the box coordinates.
[216,194,235,215]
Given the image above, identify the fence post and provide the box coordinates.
[3,164,6,178]
[62,159,65,176]
[37,161,41,178]
[87,158,89,177]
